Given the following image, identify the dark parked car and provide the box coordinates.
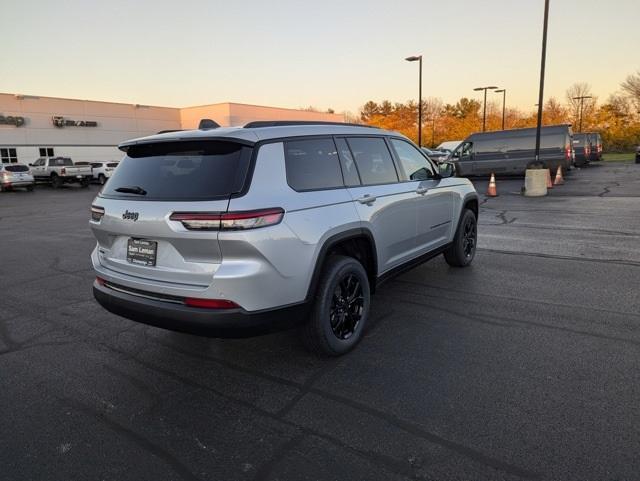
[573,133,592,167]
[449,125,573,176]
[587,132,603,161]
[635,146,640,164]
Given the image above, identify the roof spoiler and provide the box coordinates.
[199,118,220,130]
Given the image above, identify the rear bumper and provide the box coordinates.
[93,280,309,338]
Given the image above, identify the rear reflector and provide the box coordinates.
[170,208,284,231]
[96,276,106,286]
[184,297,239,309]
[91,205,105,222]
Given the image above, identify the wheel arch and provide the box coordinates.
[305,228,378,300]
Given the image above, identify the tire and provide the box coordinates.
[444,209,477,267]
[51,174,62,189]
[98,174,106,185]
[26,185,34,192]
[81,178,90,188]
[302,255,371,356]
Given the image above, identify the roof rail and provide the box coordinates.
[243,120,375,129]
[157,129,184,134]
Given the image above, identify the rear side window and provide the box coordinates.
[346,137,398,185]
[284,138,343,191]
[50,158,73,167]
[5,164,29,172]
[101,140,252,201]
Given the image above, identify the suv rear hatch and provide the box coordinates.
[91,140,252,286]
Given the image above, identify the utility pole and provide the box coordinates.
[534,0,550,163]
[572,95,592,132]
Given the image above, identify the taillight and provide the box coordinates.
[184,297,239,309]
[586,146,591,155]
[91,205,105,222]
[61,167,66,175]
[565,146,571,160]
[170,208,285,231]
[95,276,106,286]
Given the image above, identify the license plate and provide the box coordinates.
[127,239,157,266]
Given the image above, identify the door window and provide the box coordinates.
[284,138,344,191]
[459,142,473,160]
[389,139,436,181]
[346,137,398,185]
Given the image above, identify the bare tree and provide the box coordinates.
[621,71,640,111]
[566,83,597,129]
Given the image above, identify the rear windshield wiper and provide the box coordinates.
[114,186,147,195]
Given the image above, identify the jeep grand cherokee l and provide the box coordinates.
[90,121,479,355]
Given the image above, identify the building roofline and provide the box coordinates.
[1,92,342,116]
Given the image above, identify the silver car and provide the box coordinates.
[0,163,35,192]
[90,121,479,355]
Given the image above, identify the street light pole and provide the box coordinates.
[405,55,423,146]
[474,85,498,132]
[572,95,592,132]
[495,89,507,130]
[534,0,550,163]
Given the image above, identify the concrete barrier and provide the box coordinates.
[524,169,548,197]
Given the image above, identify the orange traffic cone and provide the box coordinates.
[553,166,565,186]
[487,173,498,197]
[546,168,553,189]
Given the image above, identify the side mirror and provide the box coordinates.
[439,162,455,178]
[28,163,33,166]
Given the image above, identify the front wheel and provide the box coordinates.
[51,174,62,189]
[98,174,106,185]
[444,209,477,267]
[302,255,371,356]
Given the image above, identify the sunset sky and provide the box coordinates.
[3,0,638,114]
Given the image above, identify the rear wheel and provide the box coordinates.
[26,184,34,192]
[444,209,477,267]
[51,174,62,189]
[302,255,370,356]
[98,174,106,185]
[81,177,90,188]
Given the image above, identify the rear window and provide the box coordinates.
[100,141,252,201]
[284,138,343,191]
[5,164,29,172]
[50,158,73,167]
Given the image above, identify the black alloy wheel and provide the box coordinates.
[329,274,364,340]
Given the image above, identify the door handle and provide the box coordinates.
[356,194,377,205]
[415,187,429,195]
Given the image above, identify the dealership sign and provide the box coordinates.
[0,114,25,127]
[52,116,98,128]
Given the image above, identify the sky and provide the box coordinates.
[2,0,638,114]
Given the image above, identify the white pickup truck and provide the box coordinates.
[30,157,92,188]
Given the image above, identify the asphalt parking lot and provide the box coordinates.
[1,161,639,481]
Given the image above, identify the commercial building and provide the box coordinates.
[0,93,344,164]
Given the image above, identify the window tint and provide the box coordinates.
[284,138,343,191]
[335,138,360,186]
[101,140,252,201]
[50,158,73,167]
[389,139,435,181]
[5,164,29,172]
[346,137,398,185]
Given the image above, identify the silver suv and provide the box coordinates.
[90,121,479,355]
